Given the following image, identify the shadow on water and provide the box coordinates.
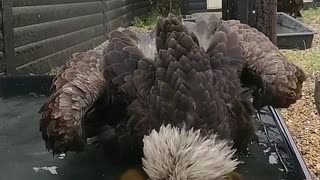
[0,95,308,180]
[0,95,138,180]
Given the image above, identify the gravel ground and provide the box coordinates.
[280,9,320,179]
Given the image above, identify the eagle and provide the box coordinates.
[39,13,305,180]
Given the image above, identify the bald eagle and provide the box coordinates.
[39,13,305,180]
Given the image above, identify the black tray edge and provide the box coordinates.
[269,107,313,180]
[0,75,55,98]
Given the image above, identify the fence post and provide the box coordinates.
[2,0,16,75]
[1,0,15,75]
[222,0,249,23]
[253,0,277,45]
[181,0,188,15]
[222,0,277,45]
[102,0,107,38]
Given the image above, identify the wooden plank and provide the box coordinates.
[122,2,135,14]
[0,10,2,29]
[0,9,3,56]
[15,24,104,67]
[105,5,125,22]
[131,6,151,20]
[106,14,123,32]
[0,52,4,73]
[102,0,107,37]
[105,1,149,26]
[105,0,146,11]
[13,0,100,7]
[14,13,103,47]
[16,35,105,74]
[127,1,150,16]
[135,1,151,10]
[1,3,4,74]
[124,5,150,26]
[2,0,16,75]
[134,6,151,17]
[122,9,135,26]
[12,2,102,28]
[105,0,123,11]
[105,0,147,19]
[0,35,3,53]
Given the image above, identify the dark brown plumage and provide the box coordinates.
[225,19,306,109]
[39,50,106,154]
[39,14,256,158]
[152,13,255,151]
[39,14,305,169]
[185,14,306,109]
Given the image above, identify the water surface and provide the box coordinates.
[0,95,305,180]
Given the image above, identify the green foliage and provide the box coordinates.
[133,10,159,29]
[149,0,181,17]
[302,7,320,24]
[132,0,182,29]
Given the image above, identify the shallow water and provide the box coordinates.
[0,95,306,180]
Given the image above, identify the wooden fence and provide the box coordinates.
[0,7,3,74]
[0,0,150,75]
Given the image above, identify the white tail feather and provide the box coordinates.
[142,124,239,180]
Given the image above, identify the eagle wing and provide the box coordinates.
[184,14,306,109]
[226,20,306,109]
[39,50,106,154]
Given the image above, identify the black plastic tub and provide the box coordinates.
[304,0,320,10]
[183,12,316,50]
[277,12,316,50]
[0,76,313,180]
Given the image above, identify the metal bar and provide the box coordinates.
[1,0,15,75]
